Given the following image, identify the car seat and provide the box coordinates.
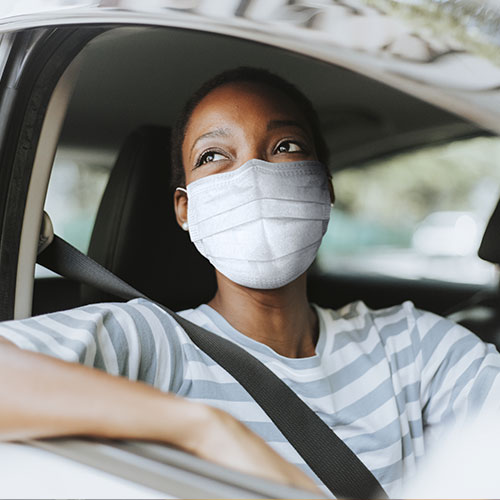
[80,125,216,311]
[448,197,500,347]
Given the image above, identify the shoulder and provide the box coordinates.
[314,300,419,341]
[48,298,186,346]
[0,299,189,379]
[315,299,490,356]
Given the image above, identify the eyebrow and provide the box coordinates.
[190,127,231,154]
[267,119,308,133]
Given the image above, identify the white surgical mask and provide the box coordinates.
[185,158,331,289]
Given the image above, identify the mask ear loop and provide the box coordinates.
[175,187,189,231]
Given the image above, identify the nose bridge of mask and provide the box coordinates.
[186,159,330,235]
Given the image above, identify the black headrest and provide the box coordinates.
[81,126,216,310]
[478,197,500,265]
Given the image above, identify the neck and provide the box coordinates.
[208,272,318,358]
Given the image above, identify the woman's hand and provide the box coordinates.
[185,404,322,495]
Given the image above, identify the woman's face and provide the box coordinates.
[174,81,319,231]
[181,81,317,184]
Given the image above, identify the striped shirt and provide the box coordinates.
[1,298,499,496]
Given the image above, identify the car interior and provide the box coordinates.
[30,25,500,348]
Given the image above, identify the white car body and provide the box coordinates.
[0,1,499,497]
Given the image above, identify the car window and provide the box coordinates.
[317,136,500,285]
[36,152,111,278]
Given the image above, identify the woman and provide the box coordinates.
[0,67,499,496]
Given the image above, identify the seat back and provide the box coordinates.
[81,126,216,310]
[448,197,500,347]
[479,199,500,266]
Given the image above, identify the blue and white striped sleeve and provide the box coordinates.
[0,298,184,391]
[406,302,500,438]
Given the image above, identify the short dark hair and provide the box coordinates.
[170,66,328,189]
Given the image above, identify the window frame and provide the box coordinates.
[0,27,106,320]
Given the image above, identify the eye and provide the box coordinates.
[196,150,227,167]
[274,140,304,155]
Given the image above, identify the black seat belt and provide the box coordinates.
[37,235,388,500]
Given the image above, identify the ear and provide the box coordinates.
[174,188,189,231]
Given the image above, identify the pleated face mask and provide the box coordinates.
[185,158,332,289]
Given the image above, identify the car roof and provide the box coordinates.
[52,25,484,171]
[1,0,500,145]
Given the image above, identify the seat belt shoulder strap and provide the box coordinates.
[37,236,387,499]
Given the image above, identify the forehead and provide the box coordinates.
[185,81,306,133]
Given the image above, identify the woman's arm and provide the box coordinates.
[0,338,320,493]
